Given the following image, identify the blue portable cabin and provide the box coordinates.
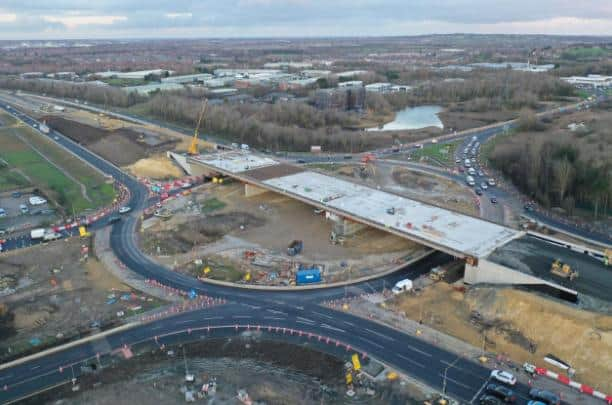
[296,267,322,285]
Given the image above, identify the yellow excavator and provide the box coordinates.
[187,98,208,155]
[550,259,579,280]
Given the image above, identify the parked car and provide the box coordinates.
[486,384,516,403]
[11,191,21,198]
[480,395,503,405]
[118,206,131,214]
[488,178,496,187]
[528,388,560,405]
[490,370,516,385]
[480,182,488,190]
[19,204,29,214]
[0,208,6,217]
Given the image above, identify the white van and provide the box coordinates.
[392,279,413,294]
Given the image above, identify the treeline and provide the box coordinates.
[0,78,145,107]
[489,136,611,218]
[146,94,373,152]
[366,70,574,115]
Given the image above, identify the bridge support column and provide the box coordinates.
[244,183,267,197]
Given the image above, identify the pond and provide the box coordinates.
[368,105,444,131]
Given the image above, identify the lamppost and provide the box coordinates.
[442,353,463,397]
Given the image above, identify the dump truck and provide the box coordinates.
[550,259,578,280]
[287,240,303,256]
[30,228,46,240]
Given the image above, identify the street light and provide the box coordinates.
[442,353,463,397]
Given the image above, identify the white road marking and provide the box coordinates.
[469,377,491,404]
[405,345,432,357]
[365,328,394,341]
[203,316,224,321]
[311,311,334,320]
[296,316,315,324]
[266,309,288,316]
[437,373,471,390]
[320,323,346,333]
[263,316,285,320]
[357,336,384,349]
[343,321,355,326]
[30,365,40,370]
[398,353,425,368]
[176,319,196,324]
[232,315,252,319]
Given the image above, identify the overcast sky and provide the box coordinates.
[1,0,612,40]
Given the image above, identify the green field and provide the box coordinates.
[0,113,116,213]
[412,141,459,166]
[561,46,610,61]
[201,197,226,213]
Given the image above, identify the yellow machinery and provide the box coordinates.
[187,99,208,155]
[604,249,611,266]
[550,259,578,280]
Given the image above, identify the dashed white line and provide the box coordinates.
[311,311,334,320]
[297,316,315,324]
[176,319,196,324]
[203,316,224,321]
[357,336,384,349]
[263,316,285,320]
[232,315,253,319]
[30,365,40,370]
[437,373,471,390]
[266,309,288,316]
[405,345,432,357]
[365,328,394,341]
[398,353,425,368]
[320,323,346,333]
[343,321,355,326]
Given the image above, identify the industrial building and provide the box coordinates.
[314,85,365,110]
[162,73,213,84]
[562,74,612,88]
[93,69,173,80]
[122,82,183,95]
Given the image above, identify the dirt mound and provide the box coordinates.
[89,134,147,166]
[128,155,183,179]
[180,212,265,243]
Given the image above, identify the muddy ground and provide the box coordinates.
[0,237,164,361]
[43,116,177,166]
[389,283,612,393]
[141,183,422,285]
[30,338,421,405]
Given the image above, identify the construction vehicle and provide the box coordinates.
[187,99,208,155]
[429,266,447,281]
[550,259,578,280]
[604,249,611,266]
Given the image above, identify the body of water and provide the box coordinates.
[368,105,444,131]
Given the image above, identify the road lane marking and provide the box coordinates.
[151,325,162,330]
[437,373,471,390]
[203,316,224,321]
[176,319,196,324]
[439,360,488,380]
[343,321,355,326]
[297,317,315,324]
[232,315,252,319]
[405,345,432,357]
[469,377,491,404]
[398,354,425,368]
[365,328,394,341]
[30,365,40,370]
[263,316,285,320]
[266,309,288,316]
[320,323,346,333]
[311,311,334,320]
[357,336,384,349]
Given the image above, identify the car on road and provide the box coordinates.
[19,204,29,214]
[485,384,516,403]
[490,370,516,385]
[431,139,438,144]
[455,159,461,164]
[297,159,306,164]
[477,170,484,177]
[490,197,498,204]
[480,395,503,405]
[11,191,21,198]
[524,203,534,212]
[488,178,496,186]
[54,136,59,140]
[475,188,483,195]
[0,208,6,217]
[528,389,560,405]
[480,182,488,190]
[118,206,131,214]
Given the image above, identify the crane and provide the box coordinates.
[187,98,208,155]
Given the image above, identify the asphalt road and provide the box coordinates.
[0,101,592,405]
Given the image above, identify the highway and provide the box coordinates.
[0,100,598,405]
